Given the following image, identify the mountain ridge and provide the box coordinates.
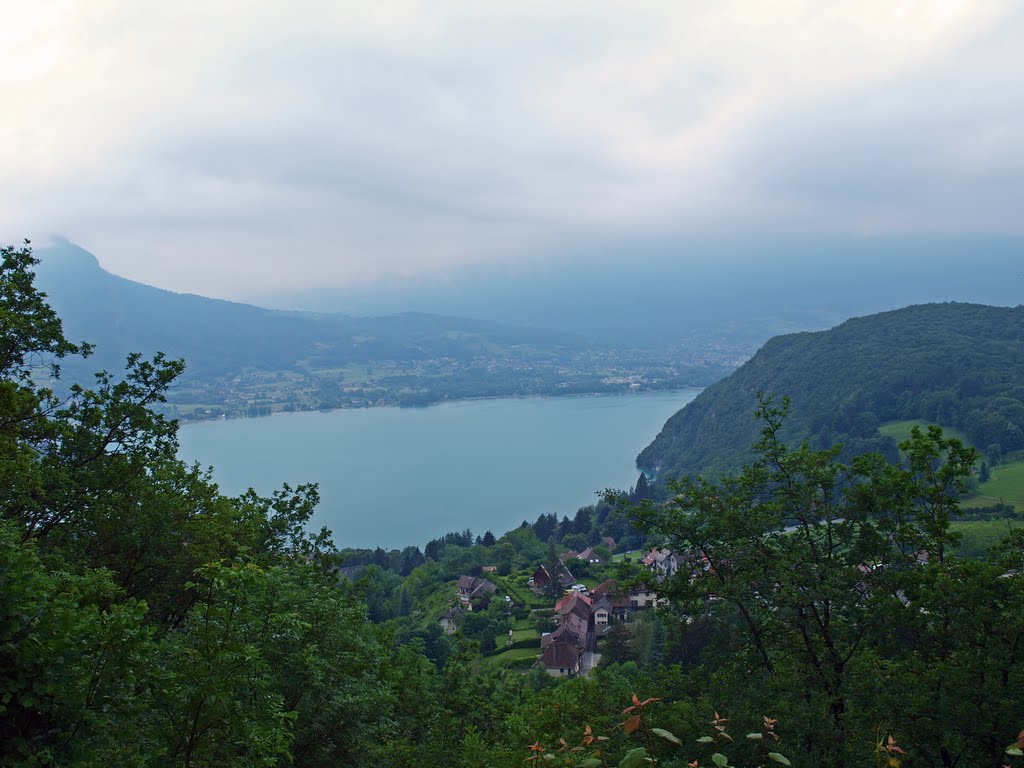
[638,301,1024,481]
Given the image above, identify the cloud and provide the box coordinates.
[1,0,1022,298]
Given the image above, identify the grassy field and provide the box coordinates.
[412,585,456,624]
[510,628,538,643]
[494,575,548,609]
[964,459,1024,511]
[951,518,1023,559]
[478,646,539,671]
[878,420,1024,511]
[612,550,641,563]
[960,494,1019,510]
[878,419,971,446]
[976,459,1024,502]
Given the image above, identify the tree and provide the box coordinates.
[0,240,88,382]
[481,530,496,547]
[572,506,593,535]
[0,519,157,766]
[479,634,497,654]
[633,472,651,501]
[0,241,407,767]
[625,395,988,768]
[494,541,516,575]
[979,460,991,483]
[400,545,426,576]
[533,512,557,542]
[601,622,634,666]
[543,540,566,603]
[641,613,665,669]
[425,537,445,560]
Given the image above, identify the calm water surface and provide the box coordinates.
[177,389,699,549]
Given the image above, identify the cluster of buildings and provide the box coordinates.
[440,545,691,675]
[532,546,696,676]
[556,536,617,566]
[534,576,664,677]
[535,588,599,676]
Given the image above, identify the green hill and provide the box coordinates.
[638,302,1024,481]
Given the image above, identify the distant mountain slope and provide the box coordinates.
[638,302,1024,480]
[267,235,1024,349]
[31,240,720,419]
[33,239,584,381]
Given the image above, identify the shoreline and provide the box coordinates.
[171,383,709,427]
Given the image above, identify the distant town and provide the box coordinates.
[163,344,749,421]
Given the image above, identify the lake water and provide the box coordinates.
[176,389,699,549]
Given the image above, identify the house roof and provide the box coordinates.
[555,590,592,615]
[456,575,497,597]
[441,605,464,621]
[538,641,581,671]
[561,612,588,639]
[474,578,497,596]
[553,560,575,585]
[592,596,613,613]
[542,623,585,648]
[567,600,591,623]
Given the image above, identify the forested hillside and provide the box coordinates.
[639,302,1024,481]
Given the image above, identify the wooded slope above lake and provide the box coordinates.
[639,302,1024,480]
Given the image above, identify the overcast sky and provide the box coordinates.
[2,1,1023,301]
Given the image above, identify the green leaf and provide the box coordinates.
[580,759,605,768]
[746,733,763,740]
[618,747,649,768]
[712,753,729,767]
[696,736,714,744]
[1006,747,1024,756]
[768,753,791,765]
[652,728,682,745]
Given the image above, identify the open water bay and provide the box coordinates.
[177,389,700,549]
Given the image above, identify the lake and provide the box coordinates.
[176,389,699,549]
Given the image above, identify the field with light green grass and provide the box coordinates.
[964,459,1024,511]
[878,420,1024,511]
[414,588,456,624]
[878,419,971,446]
[494,575,548,609]
[478,646,540,671]
[976,460,1024,501]
[951,518,1024,559]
